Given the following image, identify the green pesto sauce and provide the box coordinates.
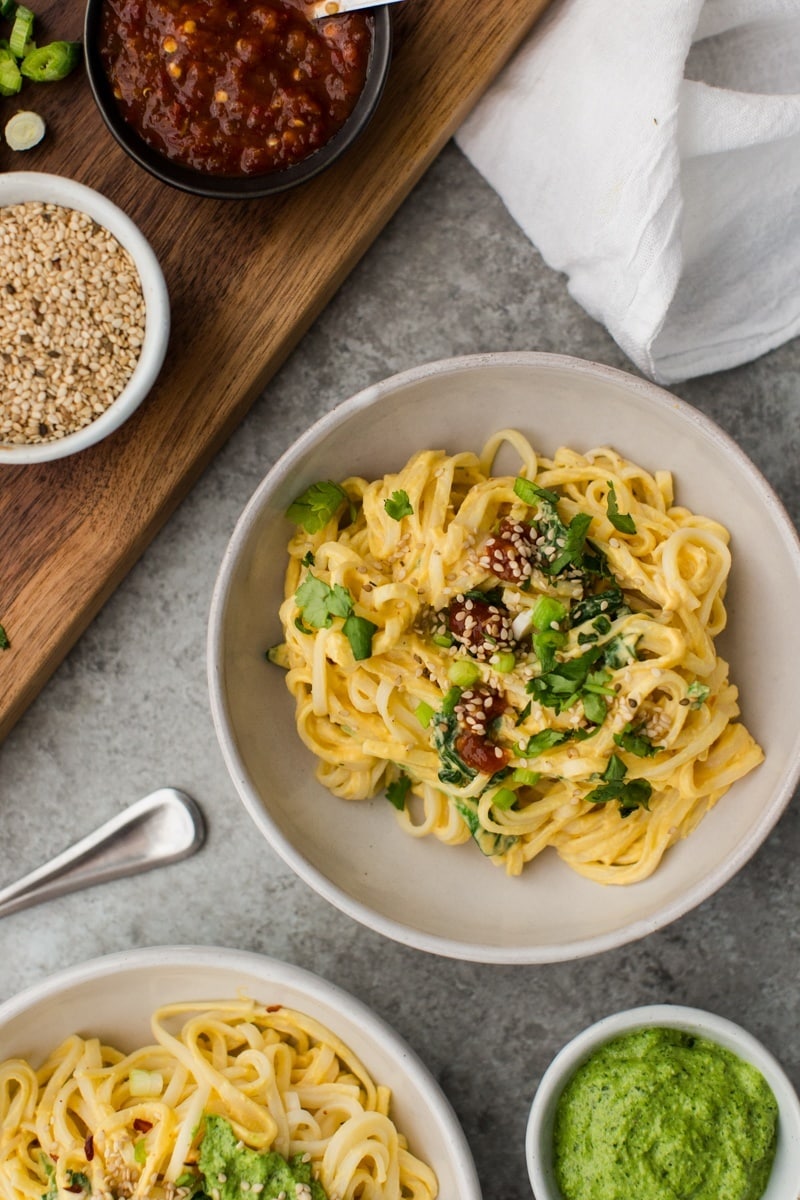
[553,1028,779,1200]
[199,1115,327,1200]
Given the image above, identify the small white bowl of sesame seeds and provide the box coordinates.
[0,171,169,464]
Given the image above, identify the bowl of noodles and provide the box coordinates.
[0,945,479,1200]
[208,352,800,963]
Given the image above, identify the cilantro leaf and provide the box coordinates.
[586,753,653,816]
[613,723,662,757]
[384,489,413,521]
[0,623,8,650]
[343,614,377,661]
[286,481,350,533]
[327,583,354,619]
[549,512,593,575]
[295,573,354,628]
[524,728,572,756]
[582,691,609,726]
[386,772,412,810]
[601,753,627,782]
[527,645,603,712]
[606,480,637,534]
[514,477,560,506]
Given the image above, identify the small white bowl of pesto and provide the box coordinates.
[526,1004,800,1200]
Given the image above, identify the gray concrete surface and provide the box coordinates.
[1,141,799,1198]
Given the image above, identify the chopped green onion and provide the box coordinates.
[415,700,435,728]
[20,40,81,82]
[8,4,33,57]
[532,594,567,630]
[448,659,480,687]
[491,787,517,811]
[0,46,21,95]
[441,685,462,715]
[134,1140,146,1166]
[491,650,516,673]
[512,768,541,786]
[432,631,454,648]
[0,0,17,19]
[4,107,43,148]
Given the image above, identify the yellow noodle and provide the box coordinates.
[0,1002,436,1200]
[276,431,763,883]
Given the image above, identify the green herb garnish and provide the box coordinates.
[286,480,350,533]
[549,512,593,575]
[514,477,559,506]
[295,573,376,659]
[0,623,9,650]
[613,722,662,757]
[342,613,377,661]
[386,771,412,810]
[524,728,571,756]
[606,480,637,534]
[295,572,352,628]
[384,489,413,520]
[586,754,653,816]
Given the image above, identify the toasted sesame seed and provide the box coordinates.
[0,201,146,445]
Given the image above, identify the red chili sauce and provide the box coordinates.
[99,0,373,176]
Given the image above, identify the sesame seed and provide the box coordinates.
[0,201,146,444]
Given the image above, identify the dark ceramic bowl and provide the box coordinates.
[83,1,392,200]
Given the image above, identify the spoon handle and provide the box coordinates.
[0,788,205,919]
[308,0,405,17]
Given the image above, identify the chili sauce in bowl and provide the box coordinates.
[85,0,392,198]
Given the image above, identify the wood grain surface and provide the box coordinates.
[0,0,552,740]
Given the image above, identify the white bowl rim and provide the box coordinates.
[0,943,481,1198]
[0,171,170,464]
[208,350,800,964]
[525,1002,800,1200]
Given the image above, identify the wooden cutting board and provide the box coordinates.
[0,0,552,740]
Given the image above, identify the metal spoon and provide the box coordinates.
[0,788,206,919]
[308,0,405,18]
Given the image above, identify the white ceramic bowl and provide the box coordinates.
[208,351,800,963]
[0,171,169,463]
[0,945,480,1199]
[525,1004,800,1200]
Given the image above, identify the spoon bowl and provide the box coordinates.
[0,788,205,919]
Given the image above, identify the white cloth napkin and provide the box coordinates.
[456,0,800,384]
